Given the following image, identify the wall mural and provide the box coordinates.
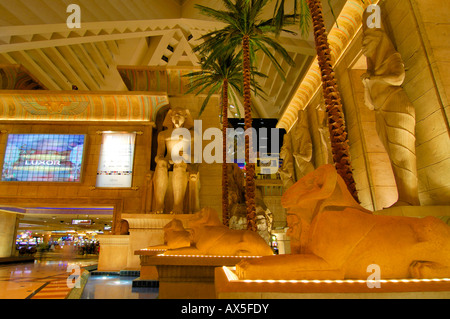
[0,92,169,122]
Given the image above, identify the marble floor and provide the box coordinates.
[0,254,158,299]
[0,256,98,299]
[81,275,158,299]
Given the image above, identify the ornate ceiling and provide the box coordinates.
[0,0,352,123]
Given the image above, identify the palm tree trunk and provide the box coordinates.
[243,34,257,231]
[307,0,359,202]
[222,79,229,226]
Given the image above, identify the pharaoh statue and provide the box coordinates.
[361,13,420,206]
[316,104,332,165]
[291,109,315,181]
[153,107,199,214]
[278,131,296,190]
[236,165,450,280]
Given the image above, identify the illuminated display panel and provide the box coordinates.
[1,134,86,182]
[72,219,92,225]
[96,132,136,188]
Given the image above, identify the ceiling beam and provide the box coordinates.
[275,55,312,116]
[0,30,170,54]
[42,47,89,91]
[28,49,72,90]
[0,52,16,64]
[57,46,100,90]
[8,50,61,90]
[95,42,115,66]
[72,44,105,86]
[84,42,110,77]
[106,40,120,56]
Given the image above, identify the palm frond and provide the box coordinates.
[191,0,296,117]
[198,82,222,117]
[194,5,238,27]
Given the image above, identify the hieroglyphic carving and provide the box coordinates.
[20,101,89,115]
[0,92,169,122]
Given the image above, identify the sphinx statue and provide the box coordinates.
[361,14,420,207]
[148,207,274,257]
[291,109,315,181]
[236,165,450,280]
[153,107,199,214]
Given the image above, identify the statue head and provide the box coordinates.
[362,29,383,59]
[362,8,397,69]
[297,109,307,127]
[163,219,192,249]
[163,107,194,129]
[188,207,222,228]
[282,165,370,224]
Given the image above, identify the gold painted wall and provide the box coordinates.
[0,212,19,257]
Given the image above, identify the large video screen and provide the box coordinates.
[1,134,86,182]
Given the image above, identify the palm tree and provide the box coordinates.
[194,0,296,231]
[184,51,266,226]
[274,0,359,202]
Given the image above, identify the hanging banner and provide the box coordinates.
[96,132,136,188]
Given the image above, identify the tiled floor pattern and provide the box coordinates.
[27,275,73,299]
[0,258,98,299]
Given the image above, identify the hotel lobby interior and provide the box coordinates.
[0,0,449,305]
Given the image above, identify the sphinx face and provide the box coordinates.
[189,208,222,228]
[286,214,300,238]
[171,109,186,128]
[292,171,324,198]
[282,165,337,212]
[189,210,207,226]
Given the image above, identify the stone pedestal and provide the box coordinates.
[0,211,22,258]
[122,214,195,270]
[374,205,450,218]
[97,235,129,272]
[97,214,196,273]
[215,267,450,299]
[136,253,262,299]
